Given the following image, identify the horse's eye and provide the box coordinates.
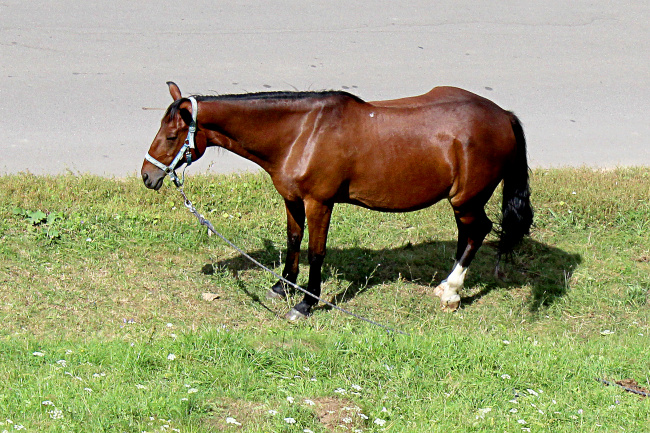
[166,136,178,141]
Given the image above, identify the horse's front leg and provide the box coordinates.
[286,199,333,321]
[268,199,305,299]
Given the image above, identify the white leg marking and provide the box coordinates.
[446,263,468,291]
[434,264,467,311]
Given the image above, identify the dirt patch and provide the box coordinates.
[204,398,269,431]
[312,397,369,431]
[202,396,371,431]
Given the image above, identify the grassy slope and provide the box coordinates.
[0,168,648,432]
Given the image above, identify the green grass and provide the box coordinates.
[1,168,649,432]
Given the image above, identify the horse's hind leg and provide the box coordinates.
[434,206,492,312]
[268,200,305,299]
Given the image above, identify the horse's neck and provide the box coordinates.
[201,99,314,171]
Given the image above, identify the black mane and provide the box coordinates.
[165,90,364,119]
[199,90,364,103]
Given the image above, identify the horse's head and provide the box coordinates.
[141,82,207,190]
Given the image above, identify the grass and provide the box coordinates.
[0,168,649,432]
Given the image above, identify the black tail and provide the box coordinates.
[498,113,534,259]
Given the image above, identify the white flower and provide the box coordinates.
[600,329,614,335]
[268,410,278,416]
[351,384,362,391]
[304,399,315,406]
[136,384,146,389]
[334,388,346,394]
[167,354,176,361]
[518,419,527,424]
[342,417,352,423]
[381,407,388,413]
[33,352,45,357]
[503,340,511,345]
[304,429,314,433]
[42,400,55,406]
[359,413,369,420]
[225,417,241,426]
[509,408,518,413]
[284,417,296,424]
[166,323,173,328]
[84,388,92,393]
[476,407,492,419]
[303,366,310,372]
[187,388,198,394]
[526,389,539,397]
[501,374,511,380]
[287,396,294,403]
[374,418,387,426]
[49,409,64,420]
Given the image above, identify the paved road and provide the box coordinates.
[2,1,649,176]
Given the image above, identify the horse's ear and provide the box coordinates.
[178,100,194,126]
[167,81,182,101]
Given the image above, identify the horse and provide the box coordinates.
[142,82,533,320]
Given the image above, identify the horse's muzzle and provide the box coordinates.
[142,171,164,191]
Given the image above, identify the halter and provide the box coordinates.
[145,96,198,187]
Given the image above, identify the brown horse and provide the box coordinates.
[142,82,533,320]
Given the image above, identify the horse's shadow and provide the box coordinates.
[206,238,581,313]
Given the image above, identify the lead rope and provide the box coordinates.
[177,186,409,336]
[597,378,650,398]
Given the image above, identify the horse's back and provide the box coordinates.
[369,86,497,109]
[338,90,516,210]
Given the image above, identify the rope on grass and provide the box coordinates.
[177,187,410,336]
[597,378,650,397]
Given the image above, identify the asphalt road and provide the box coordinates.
[2,1,649,176]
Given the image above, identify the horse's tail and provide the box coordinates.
[498,112,534,260]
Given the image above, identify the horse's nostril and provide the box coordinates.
[142,172,149,182]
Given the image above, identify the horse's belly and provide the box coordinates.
[347,166,452,212]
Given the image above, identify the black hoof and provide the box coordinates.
[267,281,288,300]
[285,308,307,321]
[285,301,313,321]
[267,289,286,300]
